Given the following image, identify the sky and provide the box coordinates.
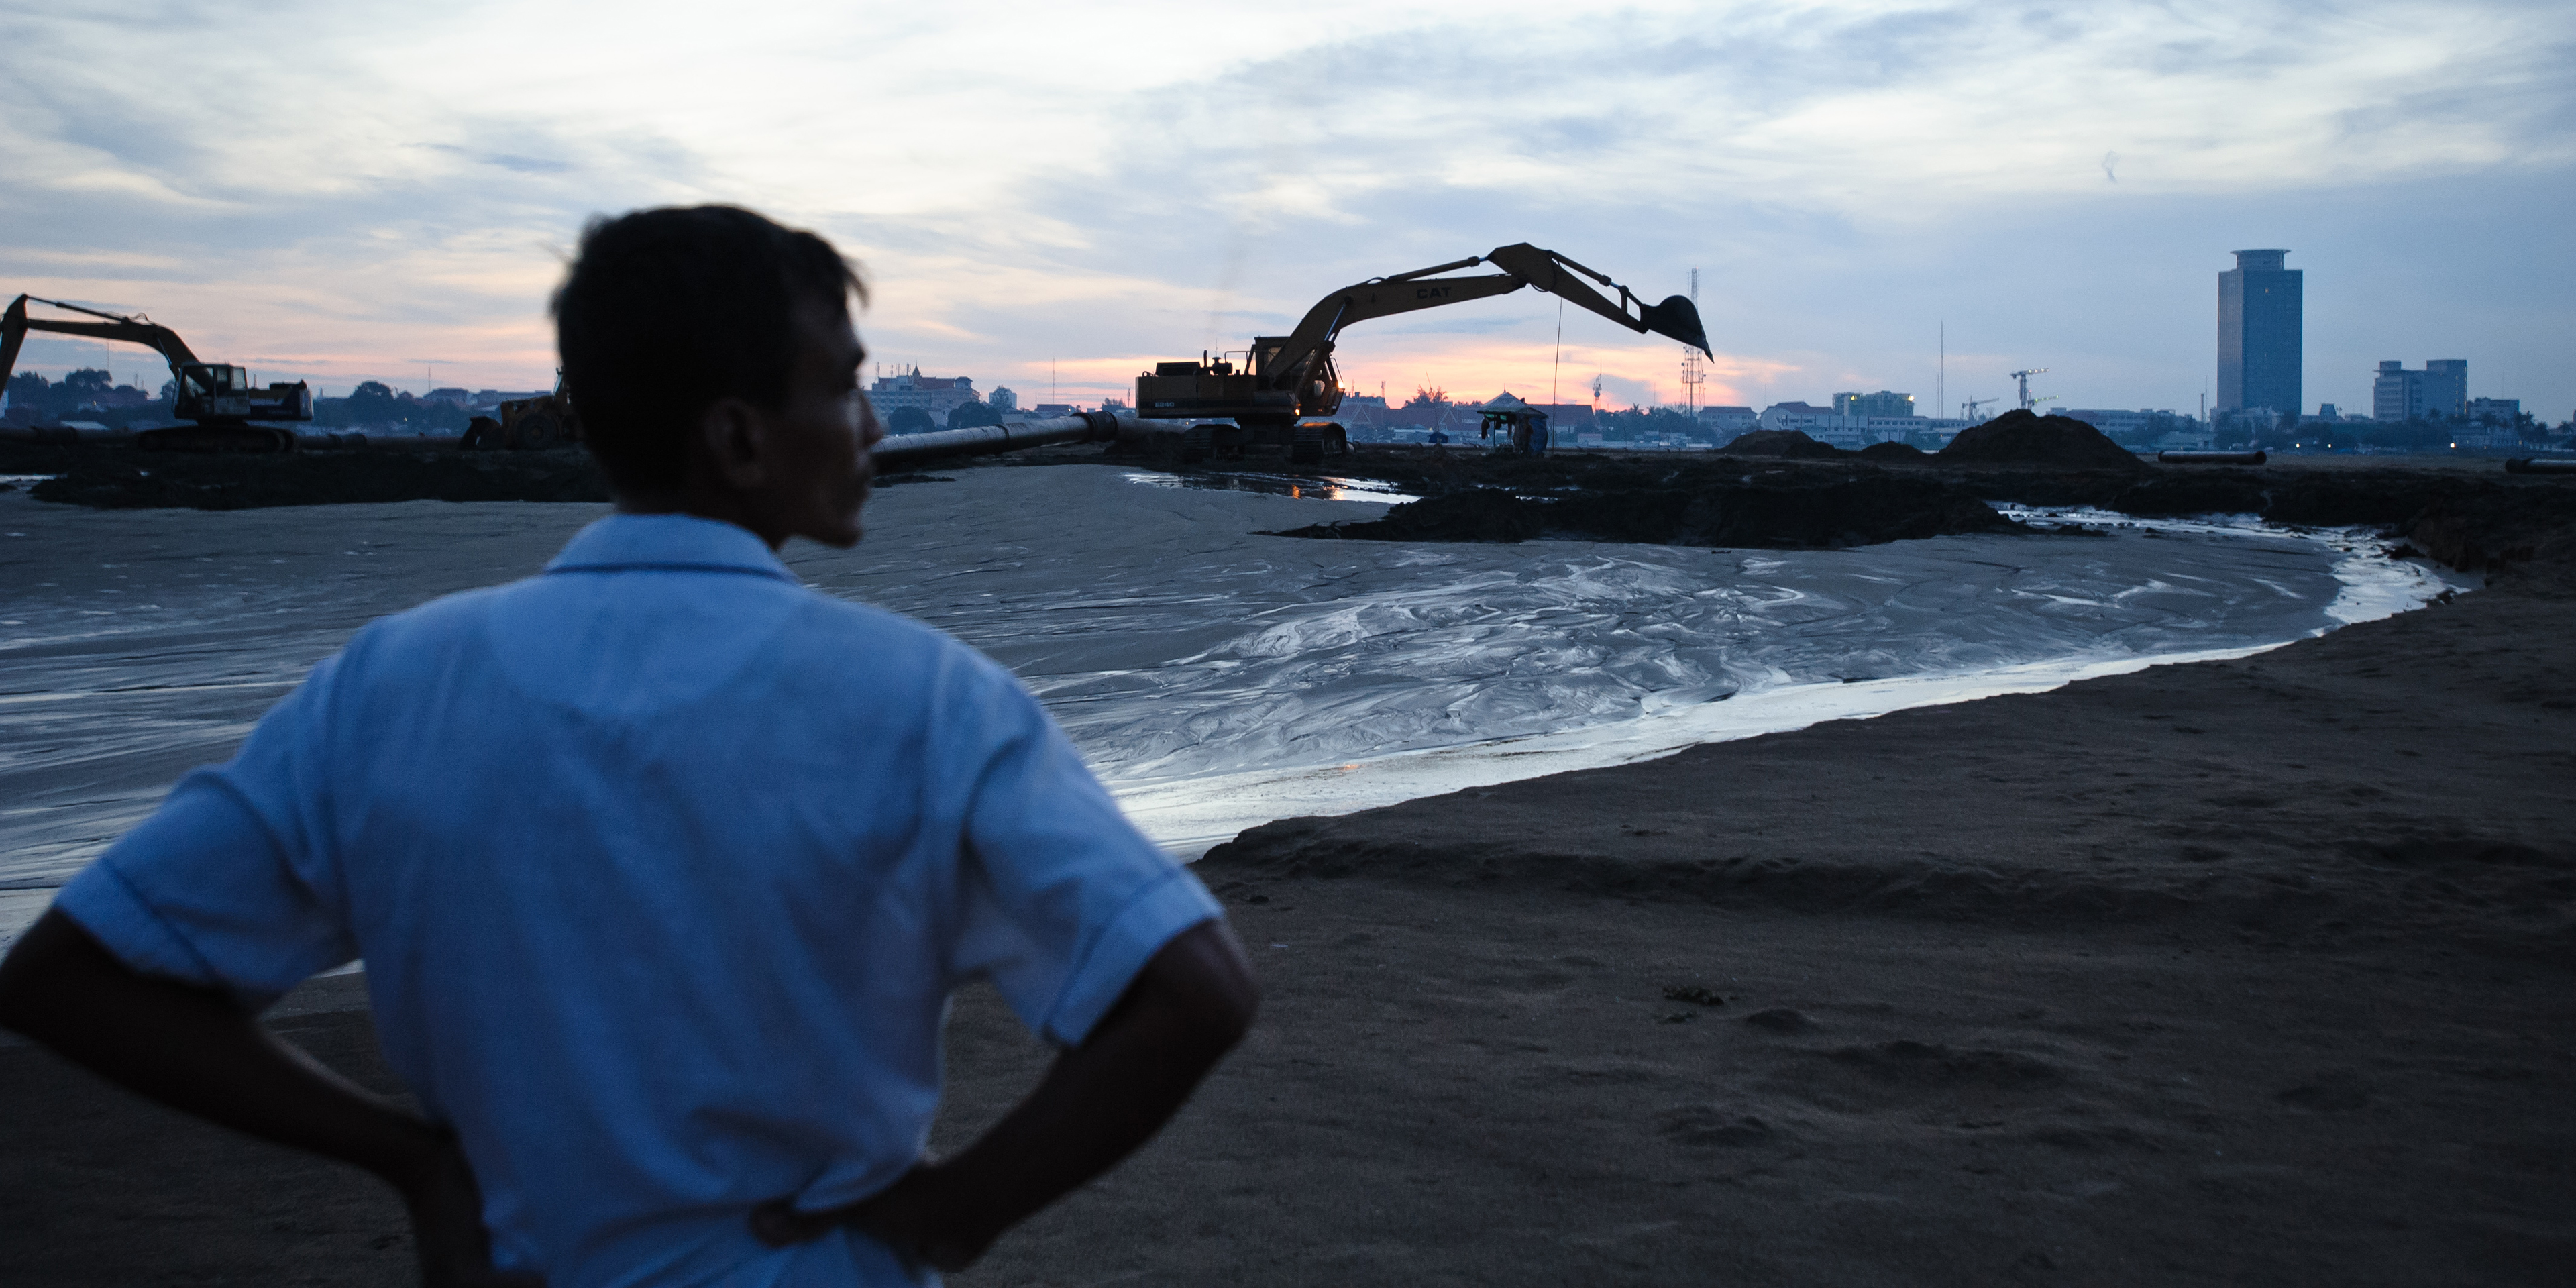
[3,0,2570,419]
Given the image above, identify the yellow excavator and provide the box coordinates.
[1,294,314,451]
[1136,244,1712,463]
[462,370,580,450]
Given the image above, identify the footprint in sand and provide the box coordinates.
[1743,1008,1813,1033]
[1656,1105,1778,1147]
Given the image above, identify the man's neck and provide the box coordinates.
[611,491,785,550]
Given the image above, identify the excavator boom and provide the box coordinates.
[1,294,201,388]
[1,294,311,431]
[1136,245,1711,431]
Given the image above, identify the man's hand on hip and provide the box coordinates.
[753,918,1260,1270]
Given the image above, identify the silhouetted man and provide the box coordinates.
[0,205,1258,1287]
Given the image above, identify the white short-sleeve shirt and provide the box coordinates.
[54,513,1224,1288]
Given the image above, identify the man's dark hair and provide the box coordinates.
[553,206,865,493]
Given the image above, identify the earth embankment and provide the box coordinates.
[1203,572,2576,963]
[9,434,2571,578]
[3,441,609,508]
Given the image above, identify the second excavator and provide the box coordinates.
[1136,244,1711,462]
[1,294,313,451]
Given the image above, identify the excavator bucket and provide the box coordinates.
[1641,294,1713,356]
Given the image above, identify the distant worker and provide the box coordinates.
[0,205,1258,1287]
[1517,410,1550,456]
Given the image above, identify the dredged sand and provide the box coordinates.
[0,461,2567,1285]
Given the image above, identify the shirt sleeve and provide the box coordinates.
[941,659,1222,1048]
[50,659,358,1011]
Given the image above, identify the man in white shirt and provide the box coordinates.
[0,205,1258,1287]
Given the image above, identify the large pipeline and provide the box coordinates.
[871,409,1152,466]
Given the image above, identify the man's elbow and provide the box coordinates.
[0,909,92,1040]
[1191,967,1259,1053]
[1150,920,1260,1057]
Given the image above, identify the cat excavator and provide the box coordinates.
[462,370,579,450]
[1,294,313,451]
[1136,244,1711,463]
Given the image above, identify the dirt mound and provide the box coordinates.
[13,445,610,509]
[1858,441,1926,462]
[1717,429,1843,459]
[1277,488,1546,543]
[1272,475,2023,549]
[1939,410,2147,471]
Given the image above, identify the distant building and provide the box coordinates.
[2218,249,2301,419]
[1756,402,1832,435]
[467,388,549,412]
[2373,360,2468,422]
[2214,405,2283,433]
[424,387,473,407]
[2059,409,2153,439]
[869,367,981,421]
[1699,405,1757,435]
[989,386,1018,413]
[2466,396,2520,426]
[1833,390,1915,418]
[1031,403,1076,418]
[1759,400,1929,448]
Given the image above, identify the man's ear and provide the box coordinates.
[698,396,770,490]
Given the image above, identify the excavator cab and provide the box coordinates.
[170,363,313,423]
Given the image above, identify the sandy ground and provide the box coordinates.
[3,560,2568,1285]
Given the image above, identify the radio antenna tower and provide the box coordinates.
[1677,267,1707,415]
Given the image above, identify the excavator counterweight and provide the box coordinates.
[1136,244,1710,461]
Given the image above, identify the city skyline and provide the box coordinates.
[4,2,2569,419]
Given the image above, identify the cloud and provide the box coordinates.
[1,0,2569,413]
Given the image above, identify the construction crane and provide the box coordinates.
[2008,368,2049,412]
[1960,396,1997,423]
[1,294,313,451]
[1136,244,1711,463]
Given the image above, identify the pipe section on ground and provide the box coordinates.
[872,411,1152,467]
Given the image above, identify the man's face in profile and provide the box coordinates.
[761,296,883,549]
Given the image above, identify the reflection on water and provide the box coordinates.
[1121,470,1421,505]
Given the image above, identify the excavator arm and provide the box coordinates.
[1,295,201,392]
[1273,245,1711,384]
[1481,244,1711,357]
[1141,245,1712,425]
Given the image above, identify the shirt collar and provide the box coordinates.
[545,513,798,582]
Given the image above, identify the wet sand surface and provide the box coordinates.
[3,564,2567,1285]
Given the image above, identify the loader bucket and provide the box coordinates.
[1642,294,1713,356]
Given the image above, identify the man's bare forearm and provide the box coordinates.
[0,909,443,1184]
[936,920,1259,1236]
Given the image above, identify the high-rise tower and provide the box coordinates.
[2218,249,2302,419]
